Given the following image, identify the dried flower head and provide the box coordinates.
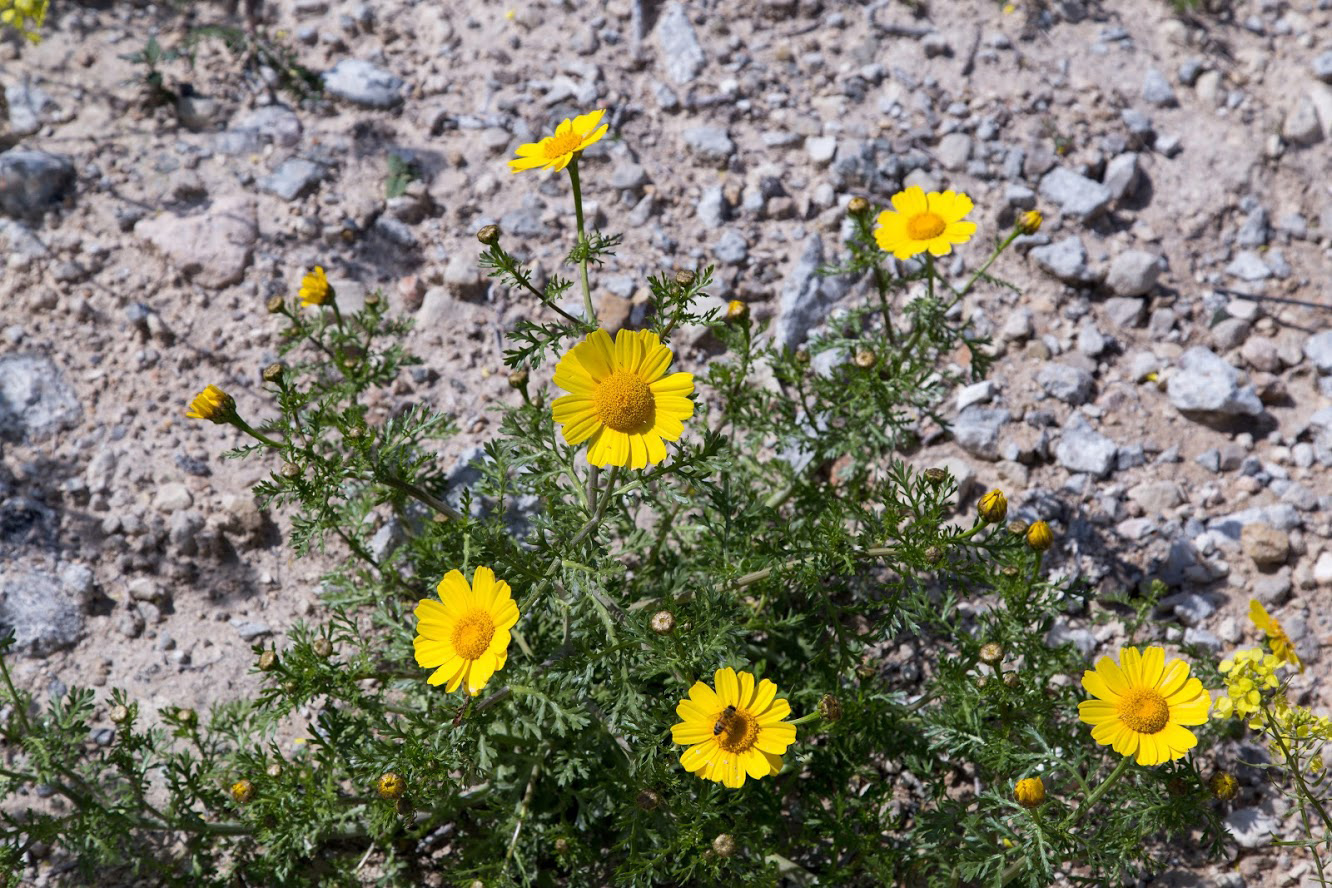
[509,109,609,173]
[711,833,737,858]
[635,789,661,811]
[978,489,1008,524]
[1014,776,1045,808]
[508,368,530,390]
[847,196,870,215]
[230,779,255,805]
[262,362,286,384]
[312,638,334,659]
[923,467,948,486]
[1006,519,1028,536]
[266,762,283,779]
[257,650,278,672]
[109,704,130,724]
[674,268,696,287]
[266,294,286,314]
[649,610,676,635]
[476,223,501,246]
[854,349,877,368]
[979,643,1004,666]
[818,694,842,722]
[377,772,406,800]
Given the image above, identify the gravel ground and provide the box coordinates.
[2,0,1332,882]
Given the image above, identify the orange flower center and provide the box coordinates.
[452,610,495,660]
[594,370,655,433]
[543,130,584,159]
[715,707,759,754]
[1117,687,1169,734]
[907,212,947,241]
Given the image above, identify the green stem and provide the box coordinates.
[232,417,284,450]
[957,230,1020,300]
[566,156,596,326]
[788,711,823,727]
[380,475,462,522]
[1061,754,1132,830]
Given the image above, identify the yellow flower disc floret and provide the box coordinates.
[413,567,519,696]
[1078,645,1210,766]
[873,186,977,260]
[670,667,797,789]
[552,329,695,470]
[509,109,610,173]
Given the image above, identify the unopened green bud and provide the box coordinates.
[674,269,696,287]
[847,196,870,215]
[817,694,842,722]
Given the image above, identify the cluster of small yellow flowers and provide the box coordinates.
[1213,648,1281,720]
[0,0,48,42]
[1263,695,1332,747]
[1249,600,1303,672]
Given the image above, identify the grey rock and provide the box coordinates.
[230,619,273,641]
[1236,206,1270,248]
[774,235,844,352]
[1207,503,1300,541]
[1102,152,1139,200]
[1183,627,1221,653]
[1005,184,1037,208]
[231,105,303,148]
[1252,569,1291,606]
[1211,317,1251,351]
[1076,324,1106,357]
[1226,251,1271,281]
[1030,236,1096,283]
[1142,68,1178,106]
[0,354,81,442]
[1162,591,1216,626]
[1045,621,1096,657]
[1315,50,1332,83]
[153,483,193,514]
[135,195,257,289]
[1241,523,1289,569]
[1225,805,1279,849]
[999,308,1034,341]
[0,218,47,260]
[1105,250,1164,296]
[1304,331,1332,373]
[805,136,837,166]
[0,570,85,657]
[697,185,727,229]
[1167,347,1262,417]
[0,150,75,218]
[5,80,54,138]
[175,94,222,132]
[952,407,1011,461]
[374,215,418,249]
[1054,415,1118,478]
[258,158,324,201]
[609,161,648,190]
[1104,297,1146,328]
[1121,108,1155,139]
[1037,363,1095,405]
[656,2,706,85]
[1127,480,1184,513]
[322,59,404,108]
[713,229,748,265]
[1282,95,1323,146]
[682,126,734,163]
[955,380,995,411]
[1038,167,1113,219]
[936,132,972,170]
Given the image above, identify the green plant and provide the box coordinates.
[0,113,1237,887]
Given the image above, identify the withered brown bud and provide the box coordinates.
[280,462,301,480]
[635,789,661,811]
[1006,519,1029,536]
[312,638,334,659]
[712,833,737,858]
[674,269,696,287]
[923,467,948,485]
[257,650,278,672]
[924,545,943,564]
[817,694,842,722]
[649,611,676,635]
[109,704,130,724]
[978,643,1004,666]
[854,349,877,368]
[508,368,530,390]
[476,224,502,246]
[262,362,285,384]
[266,295,286,314]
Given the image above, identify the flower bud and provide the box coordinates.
[377,772,406,800]
[847,196,870,216]
[674,269,696,288]
[261,362,286,384]
[1014,776,1045,809]
[1006,520,1028,536]
[508,368,530,390]
[923,467,948,486]
[476,224,501,246]
[978,643,1004,666]
[725,299,749,324]
[711,833,737,858]
[817,694,842,722]
[1002,671,1019,688]
[649,610,676,635]
[924,545,943,564]
[185,385,236,424]
[978,489,1008,524]
[1000,565,1020,578]
[794,348,809,365]
[854,349,876,368]
[109,704,130,724]
[1017,210,1043,235]
[635,789,661,811]
[554,837,570,855]
[280,462,301,480]
[1209,772,1239,801]
[266,762,283,779]
[231,779,255,804]
[177,707,197,727]
[266,295,287,314]
[365,291,381,308]
[1026,520,1054,552]
[312,638,334,659]
[257,650,278,672]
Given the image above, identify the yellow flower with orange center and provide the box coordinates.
[551,329,695,469]
[413,567,519,696]
[873,186,976,260]
[670,667,797,789]
[509,109,609,174]
[1249,599,1303,672]
[1078,646,1210,766]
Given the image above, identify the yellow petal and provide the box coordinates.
[571,109,606,135]
[715,668,740,707]
[891,186,927,216]
[1138,646,1165,688]
[579,123,609,149]
[649,372,694,396]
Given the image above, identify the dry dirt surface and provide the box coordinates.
[1,0,1331,883]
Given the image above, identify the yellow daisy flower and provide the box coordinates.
[1249,599,1303,672]
[413,567,519,696]
[1078,646,1210,766]
[508,109,610,174]
[298,265,333,307]
[1013,776,1045,808]
[551,329,695,470]
[670,667,797,789]
[873,186,976,260]
[185,385,235,423]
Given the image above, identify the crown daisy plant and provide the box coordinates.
[413,567,519,696]
[552,329,695,469]
[671,668,797,789]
